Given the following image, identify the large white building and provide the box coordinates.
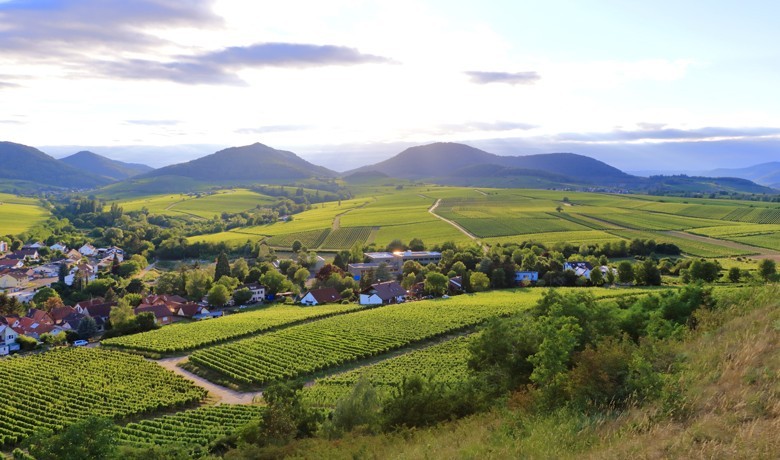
[348,251,442,279]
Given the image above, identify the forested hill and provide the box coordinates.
[0,141,111,189]
[139,142,337,182]
[60,151,153,181]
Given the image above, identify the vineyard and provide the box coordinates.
[453,217,586,238]
[118,405,264,454]
[605,230,754,258]
[320,226,373,249]
[485,230,622,247]
[102,304,362,355]
[187,291,544,387]
[265,228,329,249]
[0,348,206,448]
[303,335,473,407]
[0,192,49,235]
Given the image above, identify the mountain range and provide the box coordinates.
[0,140,776,194]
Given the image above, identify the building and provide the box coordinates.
[0,324,19,355]
[300,287,342,306]
[135,304,174,325]
[514,271,539,284]
[23,242,44,250]
[7,249,39,261]
[78,243,98,257]
[348,251,443,279]
[359,281,407,305]
[0,259,24,270]
[65,263,97,286]
[49,243,68,252]
[0,272,27,289]
[0,241,7,253]
[241,283,266,303]
[563,262,594,279]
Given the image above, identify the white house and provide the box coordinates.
[23,242,45,250]
[0,241,8,253]
[300,287,341,306]
[49,243,68,252]
[0,272,27,289]
[359,281,407,305]
[0,324,20,355]
[563,262,594,279]
[241,283,266,303]
[64,263,97,286]
[79,243,98,257]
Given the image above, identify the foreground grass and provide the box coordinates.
[276,286,780,459]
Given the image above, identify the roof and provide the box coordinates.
[62,312,86,329]
[564,262,593,270]
[176,303,201,317]
[26,308,54,325]
[135,304,172,319]
[50,306,77,322]
[0,259,22,267]
[305,287,341,304]
[7,249,38,259]
[0,271,26,280]
[449,276,463,289]
[243,283,266,291]
[85,303,115,319]
[76,297,106,309]
[363,281,406,300]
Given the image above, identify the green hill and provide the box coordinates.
[0,141,111,189]
[59,150,153,181]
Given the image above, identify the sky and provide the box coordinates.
[2,0,780,171]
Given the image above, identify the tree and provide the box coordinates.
[758,258,776,281]
[408,238,426,251]
[634,260,661,286]
[424,272,448,296]
[125,278,146,294]
[77,316,98,339]
[155,272,182,295]
[231,258,250,281]
[728,266,741,283]
[617,261,634,284]
[58,262,68,284]
[117,261,141,278]
[291,240,303,253]
[385,239,406,252]
[103,287,117,303]
[470,271,490,292]
[111,254,121,276]
[109,299,135,329]
[185,269,212,301]
[207,284,230,307]
[43,296,64,312]
[214,251,231,282]
[216,275,240,292]
[32,287,60,306]
[589,267,604,286]
[23,416,118,460]
[260,269,291,295]
[293,267,310,287]
[233,287,253,305]
[136,312,157,331]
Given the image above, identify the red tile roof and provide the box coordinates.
[305,287,342,304]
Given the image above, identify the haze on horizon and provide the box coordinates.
[2,0,780,171]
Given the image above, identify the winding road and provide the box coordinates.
[156,356,263,405]
[427,198,478,241]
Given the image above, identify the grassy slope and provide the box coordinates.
[281,286,780,459]
[0,193,49,235]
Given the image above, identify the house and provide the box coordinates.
[0,241,8,253]
[74,297,106,314]
[139,294,189,314]
[75,298,115,330]
[0,324,20,355]
[61,312,86,331]
[49,243,68,252]
[65,249,82,262]
[515,271,539,284]
[0,259,23,270]
[65,263,97,286]
[563,262,594,279]
[23,242,45,250]
[176,302,209,318]
[78,244,98,257]
[7,249,39,261]
[49,306,78,325]
[135,304,174,325]
[14,316,62,339]
[300,287,342,306]
[0,272,27,289]
[449,276,465,293]
[241,283,266,304]
[359,281,407,305]
[32,264,59,278]
[25,308,54,326]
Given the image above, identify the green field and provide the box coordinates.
[0,193,49,235]
[0,348,205,447]
[103,304,363,355]
[115,189,276,219]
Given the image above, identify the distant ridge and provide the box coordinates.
[0,141,111,189]
[60,151,153,181]
[708,162,780,188]
[139,142,336,182]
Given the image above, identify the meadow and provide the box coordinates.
[0,193,49,235]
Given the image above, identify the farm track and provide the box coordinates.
[156,356,262,405]
[664,231,780,260]
[427,198,478,240]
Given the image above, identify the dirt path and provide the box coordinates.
[427,198,478,240]
[156,356,263,404]
[474,189,488,196]
[664,231,780,261]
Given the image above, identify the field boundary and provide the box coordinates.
[427,198,478,240]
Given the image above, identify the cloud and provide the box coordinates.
[465,70,540,85]
[439,121,537,133]
[235,125,308,134]
[125,119,180,126]
[92,43,391,85]
[0,0,220,58]
[0,119,23,124]
[0,81,20,89]
[554,126,780,143]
